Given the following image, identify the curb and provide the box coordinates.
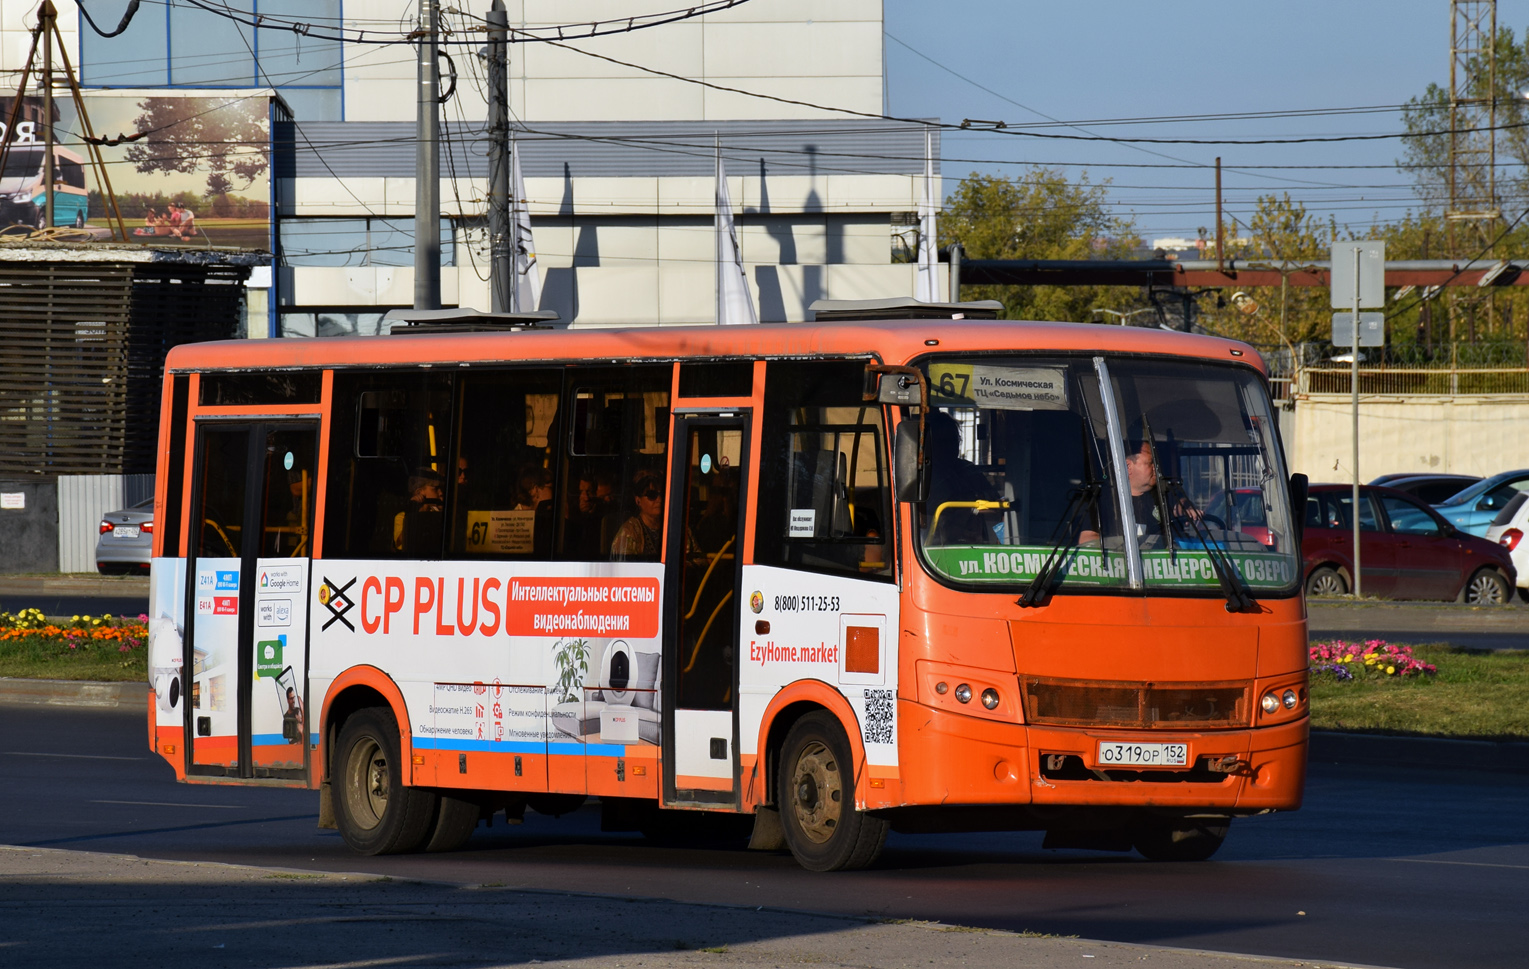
[0,677,135,708]
[1308,729,1529,774]
[4,677,1529,775]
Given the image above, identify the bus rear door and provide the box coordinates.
[185,421,317,781]
[662,415,748,807]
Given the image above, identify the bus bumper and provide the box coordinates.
[896,699,1306,812]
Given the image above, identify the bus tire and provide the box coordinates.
[1131,818,1229,862]
[777,711,888,871]
[423,793,481,852]
[333,708,437,855]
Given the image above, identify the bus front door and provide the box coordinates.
[662,416,748,807]
[185,421,318,781]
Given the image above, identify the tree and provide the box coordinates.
[939,169,1141,322]
[123,97,268,200]
[1398,26,1529,228]
[1197,193,1334,347]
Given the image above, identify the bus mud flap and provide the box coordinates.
[748,806,787,851]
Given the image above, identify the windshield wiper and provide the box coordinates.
[1162,477,1257,613]
[1016,481,1099,608]
[1018,419,1104,608]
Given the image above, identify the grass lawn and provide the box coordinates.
[1309,642,1529,741]
[4,614,1528,742]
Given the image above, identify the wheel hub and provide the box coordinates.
[789,741,842,844]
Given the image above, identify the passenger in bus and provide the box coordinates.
[564,470,608,559]
[610,470,666,560]
[693,467,738,553]
[923,410,1000,545]
[392,467,444,555]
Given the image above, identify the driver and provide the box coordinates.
[1081,438,1199,545]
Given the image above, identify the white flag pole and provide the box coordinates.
[510,133,541,313]
[715,136,758,325]
[916,127,940,302]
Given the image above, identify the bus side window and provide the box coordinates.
[324,371,454,560]
[557,365,672,561]
[449,368,564,560]
[757,360,892,581]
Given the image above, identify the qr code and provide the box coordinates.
[862,689,895,745]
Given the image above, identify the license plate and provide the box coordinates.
[114,526,139,539]
[1097,741,1188,768]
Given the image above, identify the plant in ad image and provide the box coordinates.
[553,637,590,703]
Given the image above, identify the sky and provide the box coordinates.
[883,0,1529,245]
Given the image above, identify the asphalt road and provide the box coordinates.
[3,704,1526,969]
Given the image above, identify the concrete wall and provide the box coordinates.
[0,478,59,574]
[1289,394,1529,482]
[342,0,884,123]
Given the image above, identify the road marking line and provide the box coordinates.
[4,752,144,761]
[91,800,245,810]
[1389,857,1529,870]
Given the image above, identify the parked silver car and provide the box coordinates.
[95,497,153,574]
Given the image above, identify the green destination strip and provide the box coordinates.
[925,545,1298,590]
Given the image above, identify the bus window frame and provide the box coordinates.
[905,349,1298,602]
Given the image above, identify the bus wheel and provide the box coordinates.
[334,708,437,855]
[423,794,481,852]
[777,712,888,871]
[1131,818,1229,862]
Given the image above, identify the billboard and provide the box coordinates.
[1,89,278,250]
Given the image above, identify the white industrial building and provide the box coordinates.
[8,0,942,332]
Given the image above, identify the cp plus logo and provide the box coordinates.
[318,576,357,631]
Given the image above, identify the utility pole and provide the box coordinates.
[414,0,441,310]
[41,6,54,230]
[486,0,510,313]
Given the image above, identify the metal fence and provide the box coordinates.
[1253,342,1529,397]
[56,474,154,573]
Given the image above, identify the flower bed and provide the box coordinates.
[1308,638,1438,682]
[0,609,149,680]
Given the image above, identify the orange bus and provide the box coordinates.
[145,304,1309,870]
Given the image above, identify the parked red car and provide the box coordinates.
[1302,484,1516,604]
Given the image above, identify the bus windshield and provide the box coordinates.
[915,353,1300,598]
[1,145,44,179]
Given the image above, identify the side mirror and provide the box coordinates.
[876,372,922,406]
[894,420,928,503]
[1288,472,1308,544]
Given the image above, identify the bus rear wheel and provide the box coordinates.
[334,708,437,855]
[1131,818,1229,862]
[777,712,888,871]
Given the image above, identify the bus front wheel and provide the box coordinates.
[777,712,888,871]
[334,708,437,855]
[1131,818,1229,862]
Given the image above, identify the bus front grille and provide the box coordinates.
[1020,676,1250,728]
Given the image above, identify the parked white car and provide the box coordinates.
[1484,492,1529,603]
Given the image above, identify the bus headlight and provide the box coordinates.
[1282,689,1299,710]
[980,688,1000,710]
[954,683,972,704]
[1260,692,1280,714]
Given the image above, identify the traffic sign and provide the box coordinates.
[1331,312,1384,347]
[1330,242,1385,308]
